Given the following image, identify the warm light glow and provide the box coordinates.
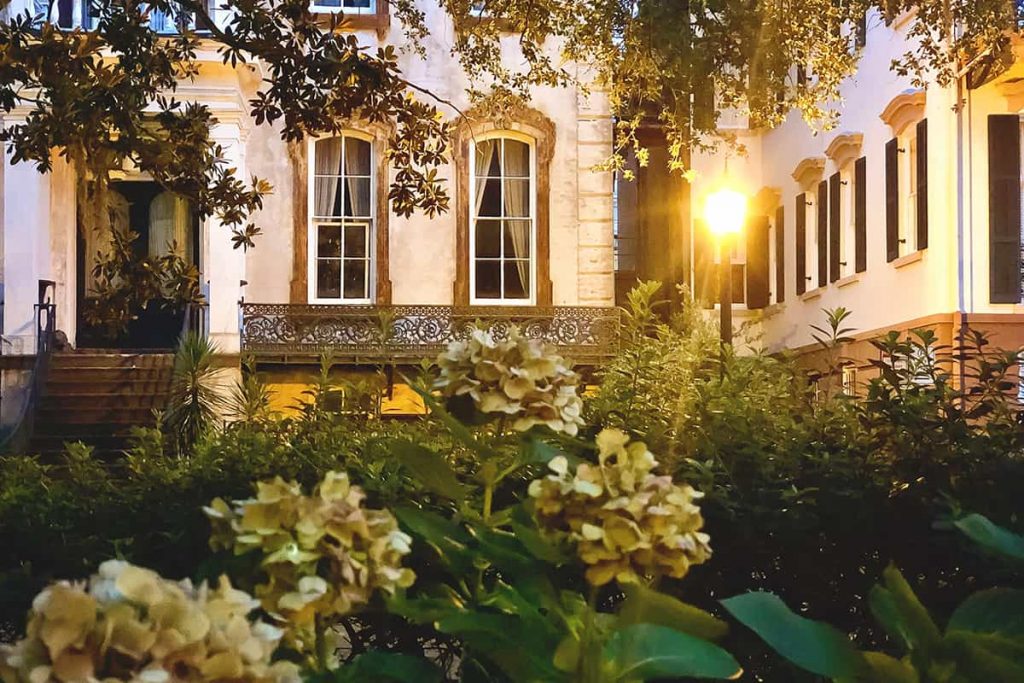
[703,187,748,236]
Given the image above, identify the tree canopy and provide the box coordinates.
[0,0,1018,245]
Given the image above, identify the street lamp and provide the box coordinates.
[703,187,748,346]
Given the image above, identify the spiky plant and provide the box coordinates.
[229,354,274,423]
[164,332,228,453]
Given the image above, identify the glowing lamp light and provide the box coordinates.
[703,187,748,236]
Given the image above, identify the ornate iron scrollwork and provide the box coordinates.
[240,304,620,363]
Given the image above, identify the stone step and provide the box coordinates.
[50,352,174,369]
[39,393,170,411]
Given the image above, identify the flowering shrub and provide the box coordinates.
[529,428,712,586]
[435,326,585,436]
[0,560,298,683]
[204,471,414,654]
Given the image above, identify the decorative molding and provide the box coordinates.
[289,119,395,305]
[752,187,782,215]
[240,303,621,363]
[453,104,555,306]
[791,157,825,192]
[836,273,861,289]
[825,132,864,169]
[893,249,924,269]
[879,89,926,136]
[995,77,1024,111]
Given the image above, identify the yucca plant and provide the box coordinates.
[164,332,229,453]
[229,353,274,423]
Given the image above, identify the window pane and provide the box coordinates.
[344,223,368,258]
[502,180,530,217]
[343,178,372,217]
[318,224,342,258]
[343,0,372,7]
[503,220,531,259]
[343,260,367,299]
[314,138,344,175]
[314,0,342,6]
[313,177,343,218]
[475,219,501,258]
[475,176,501,217]
[475,140,500,177]
[503,140,530,177]
[344,137,372,176]
[475,260,501,299]
[317,259,341,299]
[504,261,530,299]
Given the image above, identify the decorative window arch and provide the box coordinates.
[290,125,392,304]
[455,107,554,306]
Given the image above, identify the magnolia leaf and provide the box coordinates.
[332,652,443,683]
[603,623,742,681]
[955,514,1024,561]
[949,589,1024,637]
[618,583,729,642]
[722,592,866,678]
[391,439,469,502]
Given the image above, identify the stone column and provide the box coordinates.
[204,121,248,354]
[3,140,52,355]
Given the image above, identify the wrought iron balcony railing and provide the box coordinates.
[239,304,622,364]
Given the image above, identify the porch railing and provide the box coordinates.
[239,304,622,364]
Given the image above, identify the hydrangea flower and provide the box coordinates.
[0,560,299,683]
[528,428,712,586]
[435,327,585,436]
[204,472,414,653]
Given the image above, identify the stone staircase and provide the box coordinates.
[28,352,174,458]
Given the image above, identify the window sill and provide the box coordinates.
[892,250,924,270]
[836,273,861,289]
[800,288,823,302]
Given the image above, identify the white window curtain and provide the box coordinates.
[83,190,130,294]
[315,138,344,218]
[149,191,192,263]
[502,141,530,293]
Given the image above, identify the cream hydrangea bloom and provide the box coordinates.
[529,428,712,586]
[204,471,414,653]
[435,326,585,436]
[0,560,299,683]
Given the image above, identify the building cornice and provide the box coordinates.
[825,132,864,168]
[791,157,825,192]
[879,89,926,137]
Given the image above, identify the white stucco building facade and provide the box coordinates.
[0,0,615,361]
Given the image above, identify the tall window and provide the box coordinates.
[310,134,373,303]
[310,0,375,13]
[900,132,918,255]
[470,135,535,304]
[839,162,855,278]
[805,191,816,287]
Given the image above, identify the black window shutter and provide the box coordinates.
[885,137,899,262]
[855,156,867,272]
[829,172,841,282]
[796,194,807,295]
[692,219,718,308]
[746,215,770,309]
[916,119,928,250]
[775,205,786,303]
[988,115,1022,303]
[855,12,867,47]
[817,180,828,287]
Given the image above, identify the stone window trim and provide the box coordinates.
[825,132,864,170]
[310,0,390,36]
[454,107,555,306]
[791,156,825,193]
[289,123,393,305]
[880,89,925,137]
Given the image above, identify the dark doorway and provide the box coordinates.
[76,181,201,349]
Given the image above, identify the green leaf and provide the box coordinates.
[603,623,742,681]
[618,583,729,641]
[436,611,565,681]
[394,506,473,574]
[721,591,866,678]
[869,585,913,650]
[391,439,469,502]
[878,566,942,652]
[509,520,572,564]
[949,589,1024,637]
[857,652,919,683]
[955,514,1024,561]
[333,651,444,683]
[943,631,1024,681]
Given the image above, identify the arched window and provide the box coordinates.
[469,134,536,303]
[309,132,374,303]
